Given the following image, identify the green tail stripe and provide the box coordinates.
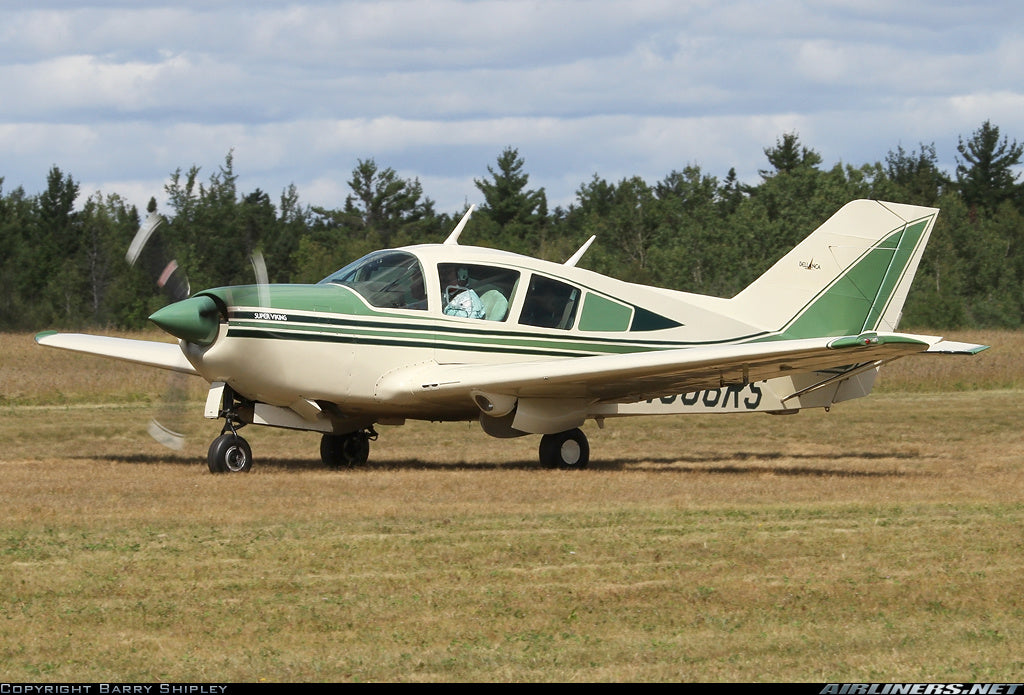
[776,216,931,340]
[860,218,929,331]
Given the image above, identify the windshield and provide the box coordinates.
[319,250,427,310]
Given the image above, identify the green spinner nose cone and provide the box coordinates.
[149,295,221,346]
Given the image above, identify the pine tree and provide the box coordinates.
[884,143,949,205]
[474,147,547,253]
[955,120,1023,213]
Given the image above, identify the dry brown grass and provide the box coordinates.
[1,330,1023,682]
[1,330,208,406]
[877,329,1023,392]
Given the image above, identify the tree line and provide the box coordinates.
[1,120,1022,331]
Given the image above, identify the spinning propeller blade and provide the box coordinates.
[127,211,192,450]
[251,249,270,308]
[126,209,272,451]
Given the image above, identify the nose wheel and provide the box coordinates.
[207,384,254,473]
[208,432,253,473]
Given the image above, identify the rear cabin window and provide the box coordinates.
[520,275,580,330]
[578,293,633,332]
[438,263,519,321]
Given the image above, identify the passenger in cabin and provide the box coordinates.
[440,265,485,319]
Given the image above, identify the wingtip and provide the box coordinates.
[34,330,58,344]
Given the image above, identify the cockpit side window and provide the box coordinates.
[438,263,519,321]
[519,275,580,330]
[319,251,427,310]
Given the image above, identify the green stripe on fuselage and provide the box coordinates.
[227,326,594,358]
[228,318,647,357]
[226,308,767,358]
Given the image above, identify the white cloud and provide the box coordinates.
[1,0,1022,219]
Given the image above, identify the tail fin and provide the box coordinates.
[729,200,938,339]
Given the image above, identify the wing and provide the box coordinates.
[35,331,199,376]
[378,332,978,406]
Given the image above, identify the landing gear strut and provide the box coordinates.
[320,427,378,468]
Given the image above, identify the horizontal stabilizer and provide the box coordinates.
[923,340,989,355]
[34,331,199,375]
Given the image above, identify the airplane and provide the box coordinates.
[35,199,988,473]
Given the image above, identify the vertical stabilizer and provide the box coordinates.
[729,200,938,339]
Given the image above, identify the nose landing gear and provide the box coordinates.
[207,385,254,474]
[208,431,253,473]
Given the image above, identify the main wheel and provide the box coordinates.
[208,433,253,474]
[320,431,371,468]
[539,428,589,469]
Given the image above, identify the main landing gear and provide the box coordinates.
[539,428,590,469]
[320,428,378,468]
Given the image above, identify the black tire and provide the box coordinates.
[321,432,370,468]
[208,433,253,474]
[539,428,589,469]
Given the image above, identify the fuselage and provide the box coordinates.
[160,243,762,422]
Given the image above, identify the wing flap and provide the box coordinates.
[35,331,199,376]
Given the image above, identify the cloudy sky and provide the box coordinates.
[1,0,1022,217]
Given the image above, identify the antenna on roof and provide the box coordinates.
[443,204,476,245]
[564,235,596,267]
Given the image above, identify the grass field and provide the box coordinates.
[1,329,1023,682]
